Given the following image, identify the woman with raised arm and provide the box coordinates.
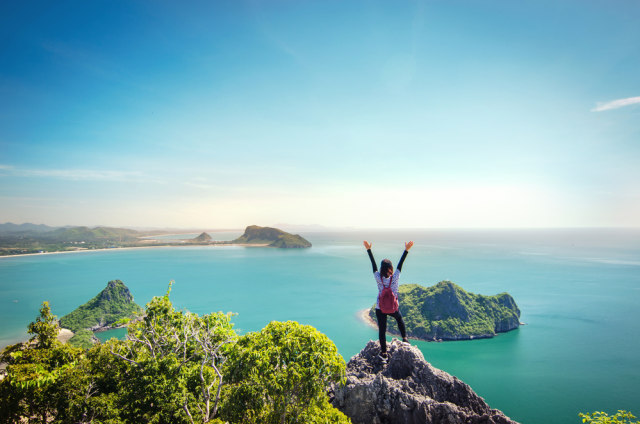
[363,240,414,362]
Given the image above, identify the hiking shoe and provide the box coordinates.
[402,338,410,345]
[378,352,388,363]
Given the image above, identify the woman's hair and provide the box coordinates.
[380,259,393,277]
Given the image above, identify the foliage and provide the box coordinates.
[68,328,95,349]
[27,301,60,349]
[579,410,639,424]
[1,284,347,423]
[60,280,143,333]
[222,320,348,424]
[0,303,83,423]
[112,282,238,423]
[371,281,521,340]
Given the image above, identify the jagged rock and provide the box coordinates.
[331,339,519,424]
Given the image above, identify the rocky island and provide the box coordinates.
[232,225,312,248]
[60,280,143,348]
[331,339,519,423]
[369,281,521,341]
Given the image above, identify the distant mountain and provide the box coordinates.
[0,222,58,234]
[371,281,521,341]
[60,280,143,334]
[41,226,141,242]
[233,225,312,248]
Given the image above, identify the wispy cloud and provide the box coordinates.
[592,96,640,112]
[0,165,146,182]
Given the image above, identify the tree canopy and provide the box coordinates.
[0,283,348,424]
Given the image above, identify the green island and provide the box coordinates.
[0,223,311,256]
[60,280,143,349]
[370,281,521,341]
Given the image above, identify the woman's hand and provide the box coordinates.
[363,240,372,250]
[405,241,414,251]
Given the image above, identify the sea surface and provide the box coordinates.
[1,229,639,424]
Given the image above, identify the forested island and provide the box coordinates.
[370,281,521,341]
[0,223,311,256]
[60,280,143,349]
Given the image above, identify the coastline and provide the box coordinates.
[0,243,271,259]
[358,308,377,331]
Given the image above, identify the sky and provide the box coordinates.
[1,0,639,229]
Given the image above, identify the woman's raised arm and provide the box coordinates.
[363,240,378,273]
[397,240,413,272]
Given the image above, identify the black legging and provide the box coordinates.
[375,308,407,353]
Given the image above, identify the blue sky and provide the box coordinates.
[1,0,639,228]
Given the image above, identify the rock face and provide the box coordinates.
[331,339,519,424]
[370,281,521,341]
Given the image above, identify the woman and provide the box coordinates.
[363,240,414,362]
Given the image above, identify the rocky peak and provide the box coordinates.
[331,339,519,424]
[100,280,133,302]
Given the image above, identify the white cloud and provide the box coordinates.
[592,96,640,112]
[0,165,145,182]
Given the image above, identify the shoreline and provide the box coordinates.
[0,243,271,259]
[358,308,378,331]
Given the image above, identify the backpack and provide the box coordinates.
[378,278,399,314]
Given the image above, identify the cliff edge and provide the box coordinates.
[331,339,519,424]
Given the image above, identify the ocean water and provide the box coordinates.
[1,229,639,424]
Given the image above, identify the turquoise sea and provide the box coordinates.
[1,229,639,424]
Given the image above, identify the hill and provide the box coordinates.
[370,281,520,341]
[0,222,57,234]
[60,280,143,335]
[233,225,312,248]
[191,232,213,243]
[41,226,140,242]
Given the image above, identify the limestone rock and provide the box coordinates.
[331,339,519,424]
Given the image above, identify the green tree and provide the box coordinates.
[222,320,349,424]
[580,411,639,424]
[27,301,59,349]
[111,282,237,423]
[0,302,83,423]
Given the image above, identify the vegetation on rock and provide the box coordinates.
[371,281,520,340]
[233,225,312,248]
[60,280,143,336]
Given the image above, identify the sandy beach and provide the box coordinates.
[358,308,377,330]
[0,242,271,259]
[57,328,74,344]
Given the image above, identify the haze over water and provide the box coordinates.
[1,229,638,424]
